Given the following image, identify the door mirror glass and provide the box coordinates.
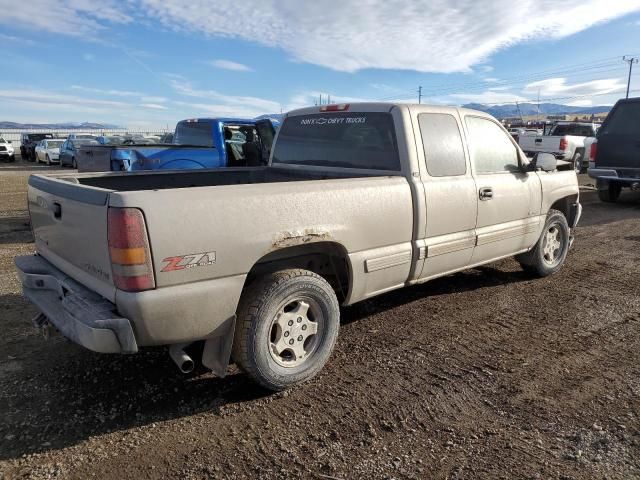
[534,153,556,172]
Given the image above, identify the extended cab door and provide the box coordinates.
[413,110,478,280]
[463,115,542,264]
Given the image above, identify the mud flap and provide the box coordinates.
[202,316,236,377]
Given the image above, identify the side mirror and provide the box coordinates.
[533,153,557,172]
[7,141,11,144]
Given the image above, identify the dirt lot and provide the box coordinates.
[0,159,639,480]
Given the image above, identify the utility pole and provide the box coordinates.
[623,56,638,99]
[418,86,422,104]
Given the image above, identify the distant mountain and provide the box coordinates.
[462,102,611,119]
[0,121,121,130]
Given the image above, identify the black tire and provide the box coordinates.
[572,150,584,174]
[598,183,621,203]
[8,155,15,163]
[516,209,570,277]
[71,156,77,169]
[45,154,51,166]
[232,269,340,391]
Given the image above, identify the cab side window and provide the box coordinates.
[418,113,466,177]
[465,116,519,174]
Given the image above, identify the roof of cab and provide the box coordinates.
[286,102,496,120]
[177,118,257,125]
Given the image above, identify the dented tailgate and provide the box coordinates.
[27,175,116,302]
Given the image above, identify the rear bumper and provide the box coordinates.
[588,168,640,188]
[15,255,137,354]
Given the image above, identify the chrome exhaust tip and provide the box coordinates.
[169,344,195,374]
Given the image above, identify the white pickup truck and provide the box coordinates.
[518,122,600,174]
[15,103,581,391]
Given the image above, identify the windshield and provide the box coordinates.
[272,112,401,171]
[71,139,98,147]
[600,102,640,136]
[27,133,53,141]
[47,141,62,148]
[74,135,97,139]
[551,124,596,136]
[174,121,214,147]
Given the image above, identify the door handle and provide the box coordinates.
[479,187,493,201]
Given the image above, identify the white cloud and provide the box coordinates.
[479,65,495,73]
[0,0,131,38]
[141,96,168,103]
[166,75,281,115]
[71,85,144,97]
[483,77,500,83]
[522,77,626,98]
[139,103,168,110]
[207,59,253,72]
[449,90,528,104]
[0,33,38,45]
[138,0,640,72]
[566,99,594,107]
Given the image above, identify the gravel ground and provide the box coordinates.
[0,159,639,479]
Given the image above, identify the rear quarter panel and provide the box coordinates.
[108,176,415,304]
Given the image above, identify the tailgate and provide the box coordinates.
[596,134,640,169]
[28,175,116,301]
[77,146,113,172]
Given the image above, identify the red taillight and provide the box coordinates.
[107,208,155,292]
[319,104,349,112]
[559,138,568,151]
[590,142,597,161]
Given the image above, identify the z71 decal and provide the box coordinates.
[161,252,216,272]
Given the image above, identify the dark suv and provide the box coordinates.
[20,133,54,161]
[588,97,640,202]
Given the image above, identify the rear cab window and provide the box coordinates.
[272,112,401,171]
[551,124,596,137]
[174,121,215,147]
[600,102,640,136]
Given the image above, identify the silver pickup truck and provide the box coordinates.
[15,103,581,391]
[518,121,600,173]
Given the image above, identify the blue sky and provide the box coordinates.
[1,0,640,128]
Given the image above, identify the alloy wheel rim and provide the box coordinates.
[268,297,323,368]
[542,225,563,266]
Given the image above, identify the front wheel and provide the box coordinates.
[517,209,570,277]
[45,154,51,166]
[71,156,77,169]
[232,269,340,391]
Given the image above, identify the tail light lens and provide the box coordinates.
[559,138,568,151]
[107,208,155,292]
[590,141,597,161]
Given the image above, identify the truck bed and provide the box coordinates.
[70,166,396,192]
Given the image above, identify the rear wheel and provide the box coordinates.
[598,183,621,203]
[232,269,340,391]
[71,156,77,169]
[572,150,584,174]
[45,154,51,166]
[517,209,570,277]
